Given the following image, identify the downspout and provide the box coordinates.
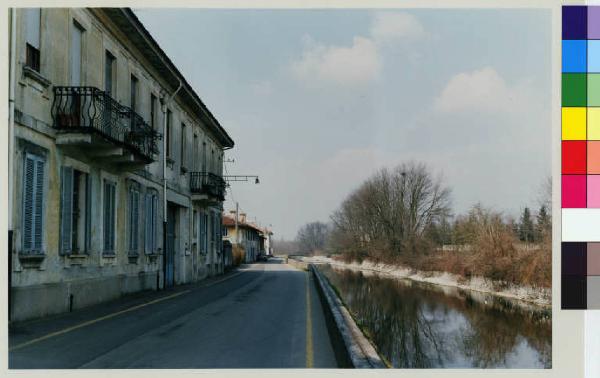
[8,8,17,321]
[161,78,182,289]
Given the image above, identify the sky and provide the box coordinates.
[134,8,551,239]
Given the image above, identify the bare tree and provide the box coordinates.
[331,161,451,260]
[272,238,299,256]
[296,221,330,255]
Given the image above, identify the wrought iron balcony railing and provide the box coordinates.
[190,172,227,201]
[51,86,161,162]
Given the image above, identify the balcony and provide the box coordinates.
[190,172,226,202]
[51,86,161,166]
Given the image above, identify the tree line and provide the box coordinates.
[290,161,552,288]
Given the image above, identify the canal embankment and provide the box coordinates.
[309,264,387,368]
[300,256,551,308]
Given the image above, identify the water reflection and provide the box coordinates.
[319,265,551,368]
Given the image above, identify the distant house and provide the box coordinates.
[222,212,270,263]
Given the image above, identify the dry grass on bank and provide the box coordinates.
[335,238,552,289]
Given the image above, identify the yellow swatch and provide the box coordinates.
[589,108,600,140]
[562,107,587,140]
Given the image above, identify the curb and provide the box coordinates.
[310,264,387,369]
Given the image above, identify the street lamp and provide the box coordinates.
[223,175,260,184]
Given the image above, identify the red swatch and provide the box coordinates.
[562,140,587,174]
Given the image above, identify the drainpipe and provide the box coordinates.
[8,8,17,321]
[161,78,182,289]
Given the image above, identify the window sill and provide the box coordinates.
[22,65,51,88]
[146,253,160,262]
[18,253,45,269]
[128,254,140,264]
[102,252,116,259]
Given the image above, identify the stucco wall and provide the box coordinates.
[10,8,228,321]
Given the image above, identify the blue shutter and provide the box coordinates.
[128,188,133,252]
[22,154,45,253]
[60,166,73,255]
[104,180,116,254]
[103,182,109,252]
[110,184,116,252]
[33,159,45,252]
[144,193,151,254]
[22,156,35,252]
[152,194,158,252]
[84,173,91,253]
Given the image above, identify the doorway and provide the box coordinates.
[165,204,177,288]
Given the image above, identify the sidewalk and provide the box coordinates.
[9,266,245,349]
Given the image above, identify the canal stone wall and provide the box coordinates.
[310,264,387,369]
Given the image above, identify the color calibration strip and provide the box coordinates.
[562,6,600,309]
[562,242,600,309]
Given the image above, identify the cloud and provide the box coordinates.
[370,12,426,44]
[434,67,538,114]
[288,12,426,88]
[290,36,381,87]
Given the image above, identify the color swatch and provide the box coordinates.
[562,6,600,309]
[562,6,600,209]
[561,242,600,309]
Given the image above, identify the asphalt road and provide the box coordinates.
[9,258,338,369]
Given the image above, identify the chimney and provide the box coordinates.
[239,213,247,224]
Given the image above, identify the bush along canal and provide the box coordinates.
[318,264,551,368]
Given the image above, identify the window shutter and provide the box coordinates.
[84,173,91,253]
[134,190,139,252]
[152,194,158,252]
[110,184,115,252]
[144,193,151,254]
[103,182,109,252]
[22,156,35,252]
[104,181,116,253]
[128,189,132,251]
[60,166,73,255]
[33,159,45,252]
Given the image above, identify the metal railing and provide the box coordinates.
[190,172,226,201]
[51,86,161,162]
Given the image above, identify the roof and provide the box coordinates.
[222,214,267,235]
[96,8,234,149]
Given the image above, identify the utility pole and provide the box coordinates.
[235,202,239,245]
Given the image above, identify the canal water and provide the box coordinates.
[318,264,552,368]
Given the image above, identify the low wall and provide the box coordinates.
[287,256,309,271]
[310,264,387,369]
[11,272,158,322]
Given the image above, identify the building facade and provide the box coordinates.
[222,213,266,263]
[8,8,234,322]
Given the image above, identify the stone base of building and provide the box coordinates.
[10,272,159,322]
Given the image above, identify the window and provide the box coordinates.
[193,210,198,239]
[60,167,91,255]
[130,75,138,111]
[211,148,215,174]
[22,153,45,254]
[166,110,172,158]
[144,191,158,254]
[25,8,41,72]
[104,51,115,95]
[150,94,157,130]
[70,21,84,86]
[201,141,206,173]
[222,226,228,237]
[193,134,198,171]
[103,180,116,254]
[199,212,208,254]
[181,123,187,169]
[128,184,141,255]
